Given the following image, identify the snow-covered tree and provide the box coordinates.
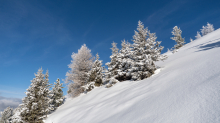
[190,38,193,42]
[104,21,166,83]
[195,31,202,39]
[20,68,52,123]
[50,78,64,110]
[171,26,185,49]
[116,39,133,81]
[129,21,166,80]
[10,105,24,123]
[148,31,167,61]
[201,22,214,36]
[105,42,120,81]
[0,107,13,123]
[88,53,103,87]
[41,70,53,116]
[206,22,214,34]
[65,44,94,97]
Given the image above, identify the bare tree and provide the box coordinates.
[65,44,94,97]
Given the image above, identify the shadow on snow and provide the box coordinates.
[195,38,220,52]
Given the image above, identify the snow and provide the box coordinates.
[45,29,220,123]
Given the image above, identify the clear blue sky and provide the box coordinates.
[0,0,220,100]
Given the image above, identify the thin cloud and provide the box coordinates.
[145,0,188,30]
[0,96,22,117]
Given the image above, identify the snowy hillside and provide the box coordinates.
[45,29,220,123]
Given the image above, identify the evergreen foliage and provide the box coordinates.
[105,21,166,82]
[116,39,133,81]
[65,44,94,97]
[10,105,26,123]
[105,42,120,81]
[88,53,103,87]
[190,38,193,42]
[83,82,95,92]
[41,70,53,116]
[201,22,214,36]
[0,107,13,123]
[20,68,52,123]
[129,21,166,80]
[171,26,185,49]
[50,78,64,110]
[195,31,202,39]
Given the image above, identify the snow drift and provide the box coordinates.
[45,29,220,123]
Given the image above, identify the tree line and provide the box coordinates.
[0,21,214,123]
[0,68,64,123]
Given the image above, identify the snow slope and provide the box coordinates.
[45,29,220,123]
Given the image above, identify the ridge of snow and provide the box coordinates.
[45,29,220,123]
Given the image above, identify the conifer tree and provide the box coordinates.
[105,42,120,80]
[0,106,13,123]
[10,106,23,123]
[201,22,214,36]
[129,21,166,80]
[116,39,133,81]
[195,31,202,39]
[148,31,166,61]
[50,78,64,110]
[88,53,103,86]
[20,68,52,123]
[171,26,185,49]
[41,70,53,116]
[104,42,121,87]
[65,44,94,97]
[190,38,193,42]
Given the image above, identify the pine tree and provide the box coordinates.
[50,78,64,110]
[0,107,13,123]
[88,53,103,87]
[20,68,52,123]
[201,22,214,36]
[171,26,185,49]
[195,31,202,39]
[65,44,94,97]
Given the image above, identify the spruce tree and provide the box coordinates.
[104,42,121,87]
[41,70,53,117]
[129,21,166,80]
[148,31,166,61]
[105,42,120,80]
[171,26,185,49]
[201,22,214,36]
[195,31,202,39]
[88,53,103,86]
[10,106,23,123]
[0,107,13,123]
[117,39,133,81]
[50,78,64,110]
[20,68,52,123]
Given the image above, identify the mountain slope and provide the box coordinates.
[45,29,220,123]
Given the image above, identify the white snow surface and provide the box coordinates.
[45,29,220,123]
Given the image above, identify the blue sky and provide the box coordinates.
[0,0,220,107]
